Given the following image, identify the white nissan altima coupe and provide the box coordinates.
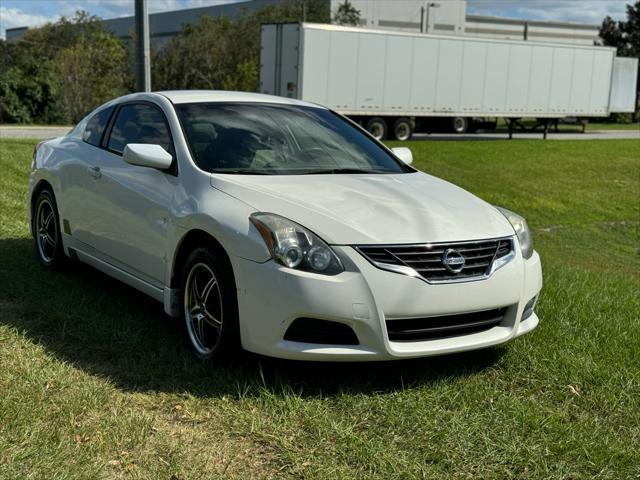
[28,90,542,361]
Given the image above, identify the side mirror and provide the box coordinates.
[392,147,413,165]
[123,143,173,170]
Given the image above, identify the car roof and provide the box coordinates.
[155,90,324,108]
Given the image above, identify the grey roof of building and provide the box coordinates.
[465,14,599,31]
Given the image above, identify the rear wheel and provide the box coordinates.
[366,117,387,141]
[452,117,470,134]
[392,118,413,141]
[33,189,65,268]
[181,247,239,361]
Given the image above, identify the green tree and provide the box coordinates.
[0,11,130,124]
[599,1,640,121]
[0,37,60,124]
[152,16,240,91]
[621,1,640,57]
[333,0,361,26]
[152,0,329,92]
[54,32,129,122]
[600,16,625,51]
[600,3,640,57]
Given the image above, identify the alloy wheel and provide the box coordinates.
[184,262,224,356]
[36,198,58,263]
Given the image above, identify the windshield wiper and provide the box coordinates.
[210,169,273,175]
[302,168,387,175]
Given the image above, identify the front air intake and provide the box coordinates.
[386,307,507,342]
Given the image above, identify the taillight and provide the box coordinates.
[31,141,44,170]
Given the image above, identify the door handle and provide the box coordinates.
[88,166,102,179]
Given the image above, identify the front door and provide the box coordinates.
[85,102,178,287]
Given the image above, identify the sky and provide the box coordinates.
[0,0,632,39]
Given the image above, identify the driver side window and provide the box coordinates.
[107,103,172,155]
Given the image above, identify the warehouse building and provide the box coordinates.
[349,0,600,45]
[6,0,601,47]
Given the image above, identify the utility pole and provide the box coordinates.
[134,0,151,92]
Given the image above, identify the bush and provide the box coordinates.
[153,0,329,92]
[54,32,129,122]
[0,11,130,124]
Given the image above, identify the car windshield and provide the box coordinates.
[175,102,413,175]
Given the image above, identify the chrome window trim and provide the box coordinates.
[353,236,516,284]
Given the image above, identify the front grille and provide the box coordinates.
[386,307,507,342]
[356,238,512,282]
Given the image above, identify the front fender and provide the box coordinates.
[165,186,271,289]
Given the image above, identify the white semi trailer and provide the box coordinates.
[260,23,638,140]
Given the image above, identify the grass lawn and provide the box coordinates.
[584,122,640,131]
[1,137,639,479]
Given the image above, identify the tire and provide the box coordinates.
[392,118,413,141]
[452,117,470,134]
[366,117,387,141]
[32,189,65,268]
[180,247,239,361]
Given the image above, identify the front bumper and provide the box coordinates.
[231,241,542,361]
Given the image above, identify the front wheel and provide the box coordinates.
[181,248,239,361]
[33,189,65,268]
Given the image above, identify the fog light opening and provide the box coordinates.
[284,318,359,345]
[521,295,538,321]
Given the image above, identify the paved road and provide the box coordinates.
[412,130,639,141]
[1,125,637,142]
[1,126,72,140]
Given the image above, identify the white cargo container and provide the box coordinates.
[260,23,638,139]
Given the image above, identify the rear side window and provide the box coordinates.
[82,106,114,146]
[107,103,172,154]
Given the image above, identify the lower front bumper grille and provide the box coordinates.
[386,307,507,342]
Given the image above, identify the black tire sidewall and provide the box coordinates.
[33,189,64,268]
[366,117,387,141]
[453,117,469,134]
[393,118,413,141]
[180,247,239,361]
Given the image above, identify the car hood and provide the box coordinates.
[210,172,515,245]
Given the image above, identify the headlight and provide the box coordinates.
[496,207,534,259]
[250,213,344,275]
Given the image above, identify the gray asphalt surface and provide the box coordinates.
[1,126,72,140]
[412,130,639,141]
[1,125,638,141]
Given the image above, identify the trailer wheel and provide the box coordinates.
[393,118,413,141]
[366,117,387,141]
[452,117,470,134]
